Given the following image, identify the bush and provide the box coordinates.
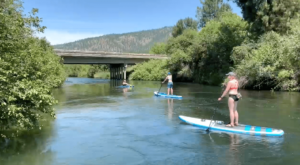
[132,12,247,84]
[129,59,168,81]
[0,0,65,135]
[149,43,166,54]
[64,64,109,78]
[233,19,300,91]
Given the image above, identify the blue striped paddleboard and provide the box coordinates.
[179,115,284,136]
[154,91,182,99]
[117,85,134,88]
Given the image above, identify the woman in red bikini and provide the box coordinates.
[218,72,239,127]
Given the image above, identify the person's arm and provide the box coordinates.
[218,81,231,101]
[162,77,167,83]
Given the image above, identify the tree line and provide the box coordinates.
[130,0,300,91]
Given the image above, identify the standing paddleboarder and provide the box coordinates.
[162,72,173,95]
[218,72,241,127]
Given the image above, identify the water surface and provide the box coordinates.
[2,77,300,165]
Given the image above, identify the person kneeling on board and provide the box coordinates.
[162,72,173,95]
[122,80,129,86]
[218,72,242,127]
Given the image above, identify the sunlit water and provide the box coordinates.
[1,77,300,165]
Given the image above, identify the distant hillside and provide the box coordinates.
[53,27,173,53]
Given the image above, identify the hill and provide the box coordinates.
[53,27,172,53]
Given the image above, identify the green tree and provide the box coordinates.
[149,43,167,54]
[232,19,300,91]
[132,12,247,85]
[232,0,266,22]
[233,0,300,35]
[166,29,199,81]
[196,0,232,28]
[171,17,198,37]
[0,0,65,135]
[64,64,109,78]
[129,59,168,81]
[194,12,247,85]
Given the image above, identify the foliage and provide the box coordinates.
[165,29,199,81]
[196,0,232,28]
[54,27,172,53]
[233,19,300,91]
[94,72,110,79]
[149,43,166,54]
[232,0,266,22]
[64,64,109,78]
[233,0,300,35]
[171,18,198,38]
[0,0,65,134]
[129,59,168,81]
[132,12,247,85]
[164,12,247,84]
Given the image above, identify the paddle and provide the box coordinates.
[205,85,225,132]
[156,83,163,95]
[206,109,216,132]
[205,84,227,132]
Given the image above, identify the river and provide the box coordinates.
[1,77,300,165]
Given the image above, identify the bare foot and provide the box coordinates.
[234,123,239,126]
[225,124,234,127]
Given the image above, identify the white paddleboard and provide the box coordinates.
[179,115,284,136]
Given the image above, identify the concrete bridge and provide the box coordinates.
[55,49,169,80]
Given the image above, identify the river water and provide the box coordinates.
[1,77,300,165]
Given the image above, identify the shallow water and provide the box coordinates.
[1,77,300,165]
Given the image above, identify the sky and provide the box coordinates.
[22,0,242,45]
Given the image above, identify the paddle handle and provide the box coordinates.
[206,109,216,132]
[157,83,163,94]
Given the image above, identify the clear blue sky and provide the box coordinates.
[22,0,242,45]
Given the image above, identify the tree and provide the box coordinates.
[149,43,166,54]
[232,0,267,22]
[195,12,248,85]
[172,17,198,38]
[233,0,300,35]
[232,18,300,91]
[196,0,232,28]
[166,29,199,81]
[0,0,65,135]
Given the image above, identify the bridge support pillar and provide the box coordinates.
[113,67,116,79]
[118,66,122,80]
[110,64,128,80]
[110,66,112,79]
[123,64,127,80]
[119,66,122,80]
[111,67,113,79]
[110,65,114,79]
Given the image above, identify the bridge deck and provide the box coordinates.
[55,49,168,59]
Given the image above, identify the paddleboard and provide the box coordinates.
[179,115,284,136]
[154,91,182,99]
[117,85,134,88]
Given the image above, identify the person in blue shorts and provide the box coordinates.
[162,72,173,95]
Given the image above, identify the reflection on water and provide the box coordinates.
[167,99,173,120]
[228,133,241,165]
[1,77,300,165]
